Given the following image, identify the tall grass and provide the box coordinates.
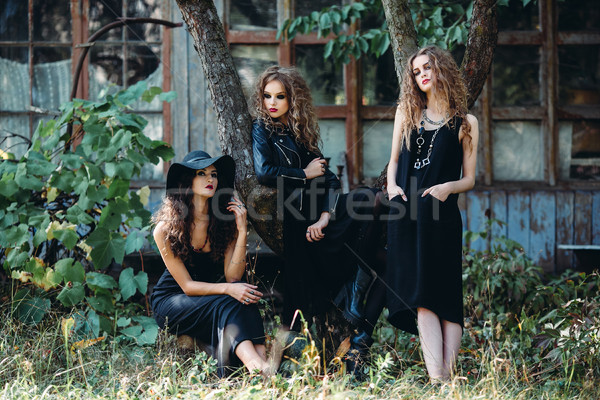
[1,303,598,399]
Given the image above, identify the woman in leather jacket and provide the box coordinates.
[251,66,386,376]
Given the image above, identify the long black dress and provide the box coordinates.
[151,251,265,377]
[386,117,464,335]
[252,120,379,327]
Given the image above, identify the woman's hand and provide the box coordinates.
[227,197,247,232]
[227,282,263,305]
[306,212,330,242]
[422,182,452,202]
[303,158,327,179]
[387,184,407,201]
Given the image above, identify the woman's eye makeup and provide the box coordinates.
[276,94,286,100]
[196,170,205,176]
[263,93,271,99]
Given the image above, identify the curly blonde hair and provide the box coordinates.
[253,65,323,155]
[397,46,472,153]
[152,168,236,263]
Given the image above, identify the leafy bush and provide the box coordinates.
[463,219,544,332]
[0,81,175,344]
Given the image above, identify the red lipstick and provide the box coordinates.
[206,185,213,189]
[269,108,277,112]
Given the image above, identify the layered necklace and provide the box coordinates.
[413,109,449,170]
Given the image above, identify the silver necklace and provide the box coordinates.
[422,109,448,126]
[414,118,445,170]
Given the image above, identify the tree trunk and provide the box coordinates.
[461,0,498,109]
[381,0,418,90]
[174,0,283,255]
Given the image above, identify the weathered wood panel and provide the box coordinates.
[556,191,575,270]
[171,4,190,159]
[593,192,600,245]
[574,191,593,245]
[490,191,508,248]
[466,191,490,251]
[507,191,531,255]
[529,192,556,271]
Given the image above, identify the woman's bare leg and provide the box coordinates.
[417,307,447,380]
[255,343,267,361]
[235,340,268,373]
[441,319,462,376]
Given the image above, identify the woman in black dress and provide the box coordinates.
[151,150,271,376]
[386,46,479,381]
[251,66,386,374]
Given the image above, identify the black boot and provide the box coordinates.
[335,267,375,329]
[345,330,374,380]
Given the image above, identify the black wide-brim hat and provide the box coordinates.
[166,150,235,191]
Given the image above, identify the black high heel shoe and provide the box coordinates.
[334,267,375,329]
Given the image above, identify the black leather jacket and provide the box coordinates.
[252,120,340,217]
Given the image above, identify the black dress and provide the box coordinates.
[151,251,265,377]
[386,117,464,335]
[252,120,379,327]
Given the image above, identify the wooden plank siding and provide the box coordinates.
[556,191,575,268]
[461,189,599,272]
[529,192,556,269]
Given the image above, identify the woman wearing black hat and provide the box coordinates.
[150,150,271,376]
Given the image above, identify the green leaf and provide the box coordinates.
[15,163,43,191]
[109,129,133,150]
[99,199,128,231]
[125,229,147,254]
[86,271,118,291]
[54,229,79,250]
[6,250,29,269]
[57,282,85,307]
[55,258,86,284]
[116,114,143,130]
[158,91,177,103]
[107,178,130,199]
[83,114,107,136]
[60,153,85,169]
[86,291,114,314]
[141,86,162,103]
[319,12,331,29]
[33,216,50,247]
[131,316,158,346]
[5,224,29,247]
[119,268,137,301]
[87,228,126,269]
[15,295,50,325]
[117,80,147,105]
[0,176,18,198]
[134,270,148,295]
[324,39,335,59]
[105,160,135,179]
[66,205,94,225]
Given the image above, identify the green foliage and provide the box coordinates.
[0,80,175,344]
[463,219,545,329]
[279,0,534,64]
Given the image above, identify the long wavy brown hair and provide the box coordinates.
[152,167,236,263]
[253,65,323,155]
[397,45,473,153]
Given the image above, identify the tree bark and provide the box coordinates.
[461,0,498,109]
[174,0,283,255]
[381,0,418,90]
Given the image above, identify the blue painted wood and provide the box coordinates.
[593,191,600,245]
[529,192,556,272]
[574,191,592,245]
[507,191,531,256]
[556,191,575,270]
[490,191,508,250]
[466,191,490,252]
